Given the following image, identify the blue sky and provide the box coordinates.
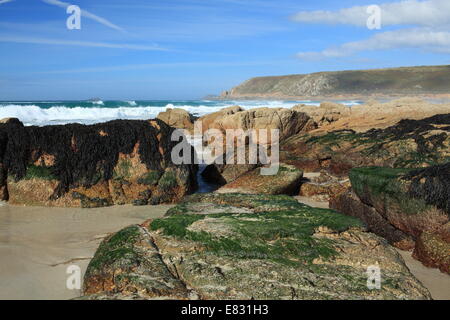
[1,0,449,100]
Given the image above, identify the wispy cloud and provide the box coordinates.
[41,0,125,32]
[0,0,14,5]
[0,36,166,50]
[37,60,281,74]
[291,0,450,28]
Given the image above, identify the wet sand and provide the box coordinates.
[295,196,330,209]
[0,203,172,300]
[397,250,450,300]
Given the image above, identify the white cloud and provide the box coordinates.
[0,36,166,50]
[291,0,450,28]
[297,28,450,60]
[0,0,14,5]
[293,0,450,60]
[41,0,125,32]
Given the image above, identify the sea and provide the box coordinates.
[0,99,363,126]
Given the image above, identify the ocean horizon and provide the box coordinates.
[0,99,363,126]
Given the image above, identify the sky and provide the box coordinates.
[1,0,450,100]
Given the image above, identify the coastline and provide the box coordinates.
[0,202,448,300]
[211,93,450,103]
[0,98,449,300]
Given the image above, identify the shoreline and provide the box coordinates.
[0,202,448,300]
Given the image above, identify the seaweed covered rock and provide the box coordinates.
[82,193,431,300]
[331,164,450,273]
[330,191,415,250]
[0,119,197,207]
[280,114,450,176]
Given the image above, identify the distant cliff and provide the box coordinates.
[220,65,450,99]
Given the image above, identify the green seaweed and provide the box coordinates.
[150,214,205,238]
[158,171,178,190]
[349,167,430,215]
[87,225,141,271]
[138,170,161,186]
[149,194,362,267]
[23,165,57,180]
[113,159,132,180]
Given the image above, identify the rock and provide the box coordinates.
[83,193,431,300]
[156,108,195,132]
[0,119,197,207]
[216,164,303,195]
[200,107,316,186]
[0,118,22,125]
[201,161,256,186]
[333,164,450,274]
[311,98,450,133]
[197,106,243,133]
[413,232,450,274]
[293,102,351,127]
[330,191,415,250]
[280,114,450,176]
[299,171,351,201]
[209,107,316,143]
[201,146,267,185]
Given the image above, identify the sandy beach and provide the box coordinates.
[0,202,172,300]
[0,201,448,300]
[396,250,450,300]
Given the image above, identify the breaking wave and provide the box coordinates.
[0,99,362,126]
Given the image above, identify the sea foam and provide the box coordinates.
[0,100,362,126]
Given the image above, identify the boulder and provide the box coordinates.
[299,171,351,202]
[156,108,195,132]
[0,119,197,207]
[209,107,316,143]
[216,164,303,195]
[330,191,415,250]
[332,164,450,274]
[82,193,431,300]
[197,106,243,133]
[309,98,450,133]
[0,118,22,125]
[200,107,316,186]
[201,146,267,185]
[280,114,450,176]
[413,231,450,274]
[292,102,351,127]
